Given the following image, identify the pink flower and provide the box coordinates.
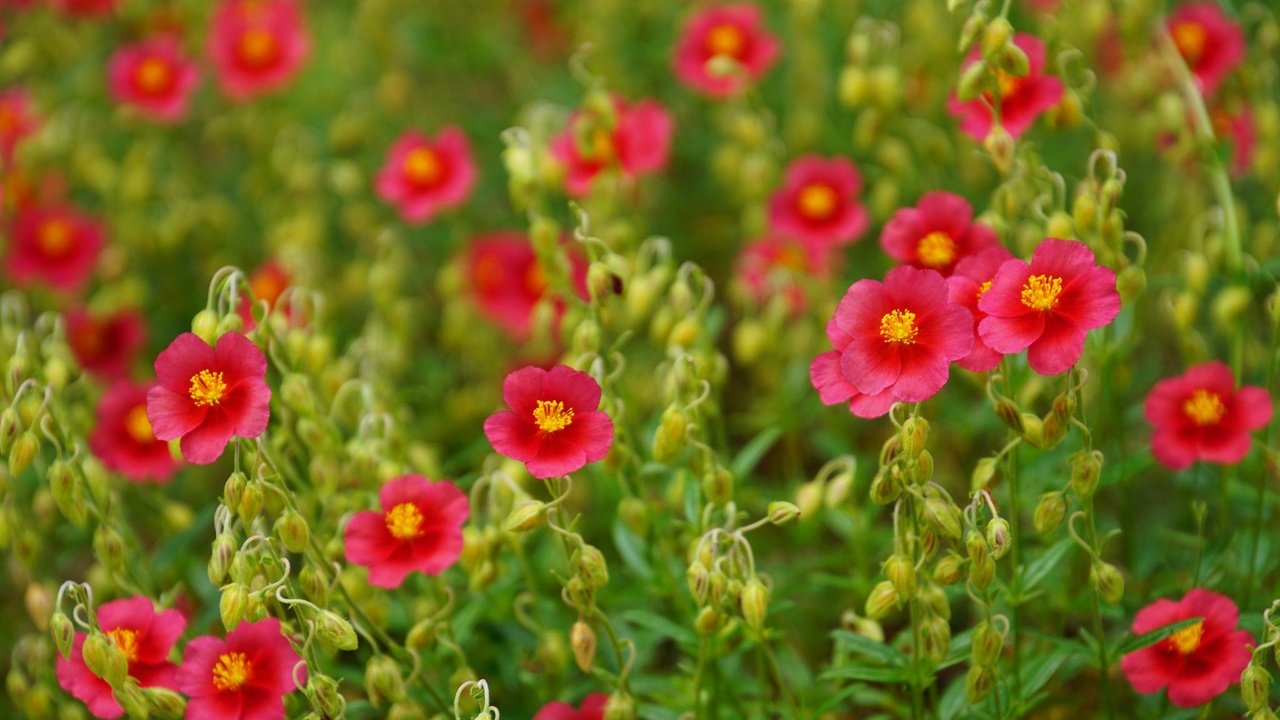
[66,307,146,380]
[89,381,180,483]
[177,618,305,720]
[1143,361,1272,470]
[735,235,835,312]
[55,596,185,720]
[3,203,104,291]
[1167,3,1245,97]
[550,96,674,197]
[1121,589,1252,708]
[673,4,780,98]
[947,33,1065,141]
[343,475,470,588]
[767,156,870,251]
[107,35,200,123]
[534,693,609,720]
[146,332,271,465]
[374,127,476,225]
[237,260,294,330]
[0,88,38,163]
[880,191,1000,276]
[207,0,309,101]
[978,238,1120,375]
[809,318,898,420]
[946,247,1014,373]
[466,231,587,340]
[484,365,614,478]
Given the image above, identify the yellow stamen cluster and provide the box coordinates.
[533,399,574,433]
[237,28,277,68]
[797,183,838,220]
[211,652,252,691]
[917,231,956,268]
[1167,620,1205,655]
[188,369,227,407]
[1172,22,1208,64]
[879,309,919,345]
[107,628,140,662]
[125,405,154,443]
[135,57,173,94]
[977,280,993,301]
[705,24,746,58]
[403,147,442,186]
[38,220,73,257]
[385,502,425,540]
[1020,274,1063,311]
[1183,389,1226,426]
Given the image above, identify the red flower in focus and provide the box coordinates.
[237,260,293,330]
[146,332,271,465]
[207,0,309,101]
[947,33,1065,141]
[343,474,469,588]
[50,0,116,18]
[89,381,179,483]
[735,235,835,312]
[3,203,104,291]
[767,155,870,251]
[978,238,1120,376]
[55,596,186,720]
[66,307,146,380]
[484,365,614,478]
[673,3,780,98]
[467,231,587,340]
[1166,3,1245,97]
[880,191,1000,276]
[375,127,476,225]
[550,96,674,197]
[177,618,304,720]
[107,35,200,123]
[1120,588,1252,708]
[534,693,609,720]
[810,316,898,420]
[946,247,1014,373]
[1143,361,1272,470]
[0,88,38,163]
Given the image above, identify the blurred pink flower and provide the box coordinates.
[1144,361,1272,470]
[947,33,1064,141]
[4,203,104,291]
[466,231,587,340]
[107,35,200,122]
[880,191,1000,276]
[375,126,476,224]
[66,306,146,380]
[767,155,869,251]
[550,96,674,197]
[673,3,779,98]
[90,381,180,483]
[207,0,309,100]
[1167,3,1244,97]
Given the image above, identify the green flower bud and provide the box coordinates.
[912,450,935,485]
[0,407,19,454]
[365,654,405,707]
[695,606,721,636]
[971,620,1005,667]
[84,632,128,689]
[651,405,687,462]
[9,430,38,478]
[1040,411,1068,450]
[51,611,75,660]
[923,495,963,540]
[1073,193,1098,234]
[1046,211,1074,239]
[982,18,1013,58]
[1019,413,1045,447]
[114,679,150,718]
[701,466,734,506]
[306,674,344,718]
[220,583,250,631]
[993,397,1024,433]
[387,701,428,720]
[571,619,597,672]
[869,471,900,505]
[984,125,1015,174]
[901,417,929,457]
[687,561,710,606]
[884,554,916,600]
[223,472,247,509]
[1090,561,1124,604]
[1033,491,1067,534]
[986,518,1012,560]
[956,60,990,102]
[603,692,636,720]
[237,480,264,522]
[144,686,186,719]
[1116,265,1146,303]
[316,610,358,652]
[48,459,88,528]
[1242,663,1271,711]
[920,615,952,664]
[997,42,1029,76]
[94,525,125,569]
[958,13,987,54]
[865,580,900,620]
[969,457,998,491]
[1250,709,1279,720]
[934,552,967,585]
[299,563,328,606]
[767,501,801,526]
[740,577,769,632]
[965,664,996,703]
[1070,450,1103,499]
[503,499,546,532]
[191,309,220,344]
[272,509,309,554]
[564,576,594,609]
[572,545,609,588]
[208,534,237,586]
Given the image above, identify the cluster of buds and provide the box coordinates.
[952,9,1025,171]
[961,492,1012,703]
[1067,151,1146,301]
[988,375,1077,452]
[1241,600,1280,718]
[687,506,796,640]
[793,456,857,520]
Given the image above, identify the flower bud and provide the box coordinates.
[316,610,358,651]
[986,518,1012,560]
[911,450,935,485]
[1069,450,1103,498]
[1033,491,1067,534]
[572,545,610,588]
[503,499,546,533]
[1040,411,1068,450]
[702,466,734,505]
[869,471,900,505]
[570,619,597,672]
[920,615,951,664]
[968,552,996,590]
[191,309,220,344]
[1243,662,1271,711]
[1251,709,1279,720]
[144,686,186,718]
[223,471,247,509]
[387,701,427,720]
[695,606,722,636]
[983,125,1015,174]
[934,552,967,585]
[767,501,801,526]
[965,664,996,703]
[1019,413,1045,447]
[993,396,1024,433]
[365,654,405,707]
[94,525,125,569]
[115,679,150,718]
[795,481,824,519]
[1046,211,1074,239]
[84,632,128,689]
[956,60,990,102]
[970,457,998,491]
[958,13,987,53]
[208,534,237,585]
[982,18,1013,58]
[1090,561,1124,604]
[971,620,1005,667]
[8,430,38,477]
[864,580,900,620]
[299,563,328,606]
[923,495,963,540]
[997,43,1029,77]
[306,674,344,717]
[564,576,594,609]
[884,554,916,600]
[651,405,687,462]
[220,583,250,630]
[603,692,636,720]
[687,561,710,605]
[901,417,929,457]
[50,611,75,660]
[741,577,769,632]
[48,459,88,528]
[0,407,19,454]
[274,509,309,554]
[237,480,264,522]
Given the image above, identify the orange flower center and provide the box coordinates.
[1020,274,1063,311]
[237,28,279,69]
[977,280,993,301]
[188,369,227,407]
[0,106,14,135]
[125,405,154,443]
[525,261,547,295]
[37,219,74,258]
[402,146,443,186]
[589,128,615,162]
[1167,619,1205,655]
[774,242,809,272]
[797,183,838,221]
[705,23,746,58]
[107,628,140,662]
[211,651,253,691]
[1172,22,1207,65]
[135,56,173,95]
[533,399,574,433]
[1183,389,1226,426]
[917,231,956,268]
[385,502,425,539]
[879,308,919,345]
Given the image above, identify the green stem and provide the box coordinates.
[1005,443,1023,709]
[1084,498,1114,720]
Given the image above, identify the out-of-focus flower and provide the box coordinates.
[1143,361,1272,470]
[50,0,116,18]
[207,0,310,101]
[375,126,476,225]
[66,307,146,380]
[343,475,469,588]
[1166,3,1244,97]
[946,247,1014,373]
[89,381,180,483]
[1211,105,1255,176]
[948,34,1065,141]
[107,35,200,123]
[236,260,292,330]
[978,238,1120,375]
[484,365,614,478]
[673,3,780,98]
[735,235,834,311]
[767,155,870,251]
[146,331,271,465]
[533,693,609,720]
[1120,588,1252,708]
[177,618,305,720]
[550,96,674,197]
[0,88,38,164]
[518,0,571,62]
[466,231,587,340]
[3,203,104,291]
[55,597,186,720]
[880,191,1000,276]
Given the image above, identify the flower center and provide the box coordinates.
[977,279,993,301]
[188,369,227,407]
[589,128,615,162]
[1167,620,1205,655]
[385,502,425,540]
[1020,274,1063,311]
[917,231,956,268]
[797,183,838,221]
[125,405,154,443]
[402,146,443,186]
[211,651,253,692]
[237,28,279,69]
[1183,389,1226,426]
[107,628,140,662]
[879,309,919,345]
[533,399,574,433]
[705,23,746,58]
[37,219,73,258]
[1172,22,1207,65]
[135,56,173,95]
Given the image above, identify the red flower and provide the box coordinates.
[947,33,1065,141]
[146,332,271,465]
[3,203,104,291]
[89,381,179,483]
[809,315,898,420]
[1120,588,1252,708]
[1166,3,1245,97]
[1211,105,1256,177]
[236,260,294,330]
[550,96,674,197]
[466,231,587,340]
[177,618,305,720]
[673,3,780,98]
[50,0,116,18]
[767,155,870,251]
[534,693,609,720]
[0,88,38,163]
[375,126,476,225]
[66,307,146,380]
[343,475,469,588]
[946,247,1014,373]
[107,35,200,123]
[55,596,185,720]
[978,238,1120,376]
[880,191,1000,276]
[483,365,614,478]
[1143,361,1272,470]
[735,235,835,312]
[207,0,309,101]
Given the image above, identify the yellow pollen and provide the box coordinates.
[977,280,993,301]
[1183,389,1226,426]
[125,405,154,443]
[879,309,919,345]
[797,183,838,220]
[1020,274,1063,311]
[917,231,957,268]
[107,628,140,662]
[533,399,574,433]
[1172,22,1207,64]
[705,23,746,58]
[188,369,227,407]
[403,147,442,186]
[211,652,252,692]
[1167,620,1205,655]
[385,502,425,540]
[37,219,73,257]
[589,128,615,161]
[135,56,172,95]
[237,28,277,68]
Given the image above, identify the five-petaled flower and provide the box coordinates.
[90,381,180,484]
[107,35,200,122]
[66,307,147,381]
[947,33,1065,141]
[146,331,271,465]
[534,693,609,720]
[466,231,588,341]
[1143,361,1272,470]
[1166,3,1245,97]
[946,246,1014,373]
[880,191,1001,276]
[735,234,836,312]
[673,3,780,98]
[483,365,614,478]
[207,0,310,101]
[375,126,476,225]
[550,96,674,197]
[177,617,305,720]
[3,203,105,291]
[767,155,870,252]
[343,474,470,588]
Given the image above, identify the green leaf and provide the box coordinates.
[617,609,698,649]
[611,520,653,581]
[1114,617,1203,656]
[831,630,909,666]
[730,426,784,478]
[819,664,910,683]
[1021,538,1075,593]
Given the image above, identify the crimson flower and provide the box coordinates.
[0,88,38,163]
[466,231,587,340]
[107,35,200,122]
[1120,588,1252,708]
[947,33,1064,141]
[767,155,870,251]
[375,126,476,225]
[89,381,179,484]
[673,3,780,98]
[4,203,104,291]
[534,693,609,720]
[946,247,1014,373]
[1167,3,1245,97]
[809,315,898,420]
[207,0,309,101]
[978,238,1120,376]
[66,307,146,380]
[483,365,614,478]
[177,618,305,720]
[146,332,271,465]
[880,191,1000,276]
[735,235,836,312]
[50,0,116,17]
[550,96,674,197]
[55,596,185,720]
[344,475,469,588]
[1143,361,1272,470]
